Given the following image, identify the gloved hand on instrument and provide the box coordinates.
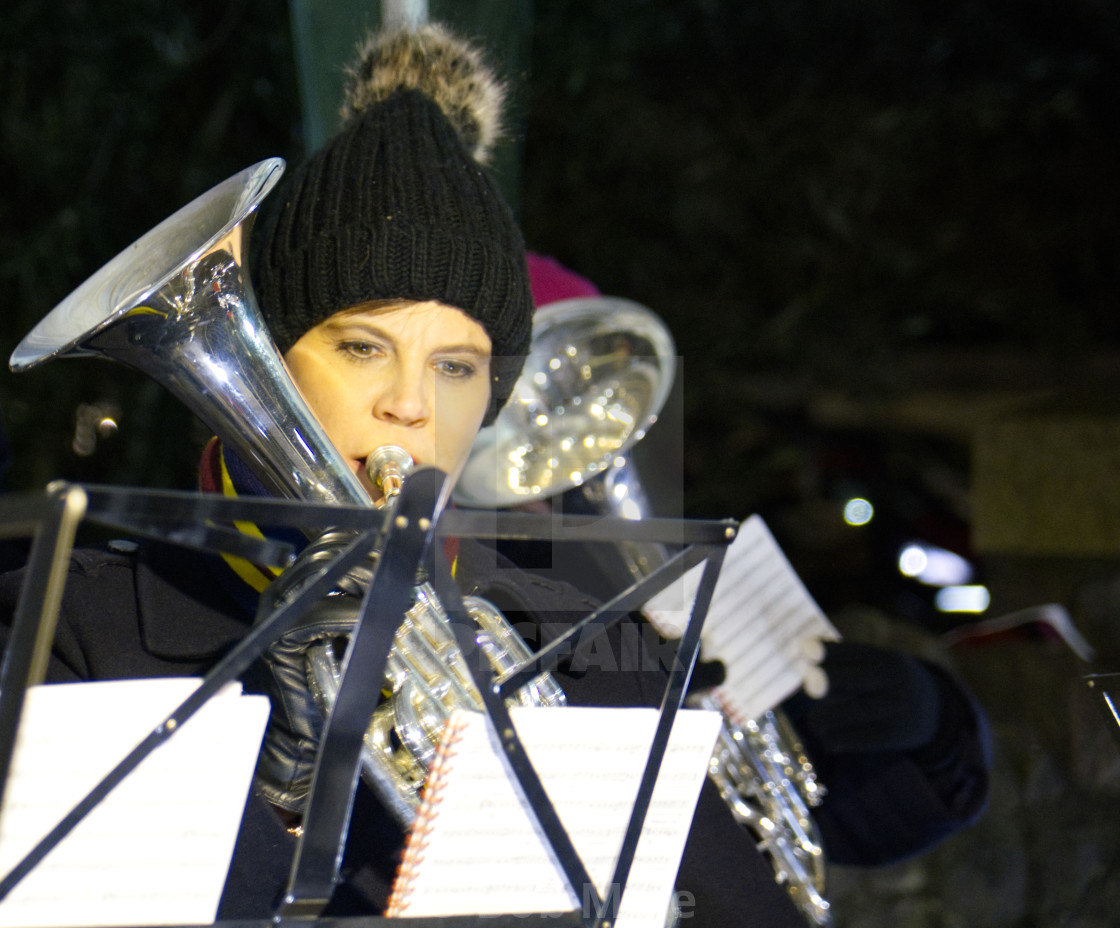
[254,593,360,812]
[254,531,375,813]
[782,638,991,865]
[783,639,943,754]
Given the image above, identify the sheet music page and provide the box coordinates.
[0,678,270,928]
[642,514,840,720]
[386,706,722,927]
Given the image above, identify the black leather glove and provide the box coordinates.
[784,640,943,754]
[688,656,727,693]
[255,593,361,812]
[254,531,374,813]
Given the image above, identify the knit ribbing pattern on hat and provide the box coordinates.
[251,35,532,424]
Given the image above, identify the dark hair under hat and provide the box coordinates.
[250,23,532,425]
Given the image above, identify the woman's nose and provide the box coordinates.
[372,368,429,426]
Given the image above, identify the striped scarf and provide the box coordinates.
[198,437,458,612]
[198,436,296,596]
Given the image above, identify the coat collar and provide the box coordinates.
[135,540,254,662]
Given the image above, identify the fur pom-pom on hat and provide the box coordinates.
[341,23,506,165]
[251,21,533,426]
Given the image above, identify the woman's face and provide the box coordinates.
[284,300,492,502]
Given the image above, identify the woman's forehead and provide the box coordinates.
[329,299,492,348]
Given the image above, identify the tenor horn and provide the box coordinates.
[453,296,677,508]
[10,159,565,825]
[456,295,832,925]
[12,159,366,507]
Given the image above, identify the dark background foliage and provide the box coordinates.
[3,0,1118,509]
[521,0,1120,527]
[0,0,301,491]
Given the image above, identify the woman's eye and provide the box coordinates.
[437,359,476,379]
[338,340,379,360]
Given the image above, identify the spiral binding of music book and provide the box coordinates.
[385,713,469,917]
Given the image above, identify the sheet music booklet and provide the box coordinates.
[0,677,269,927]
[643,514,840,721]
[386,706,722,927]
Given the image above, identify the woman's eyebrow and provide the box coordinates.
[434,342,491,358]
[328,319,392,337]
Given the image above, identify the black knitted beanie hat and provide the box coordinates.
[251,23,532,425]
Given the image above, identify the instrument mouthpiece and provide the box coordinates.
[365,445,414,503]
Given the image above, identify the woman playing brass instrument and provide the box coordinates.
[0,20,807,928]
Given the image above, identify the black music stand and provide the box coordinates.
[0,484,90,814]
[0,478,737,928]
[1085,673,1120,751]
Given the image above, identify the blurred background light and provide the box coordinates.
[897,541,974,586]
[935,585,991,613]
[843,497,874,525]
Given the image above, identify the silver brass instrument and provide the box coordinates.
[456,296,832,926]
[693,692,829,925]
[9,158,564,826]
[305,446,565,825]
